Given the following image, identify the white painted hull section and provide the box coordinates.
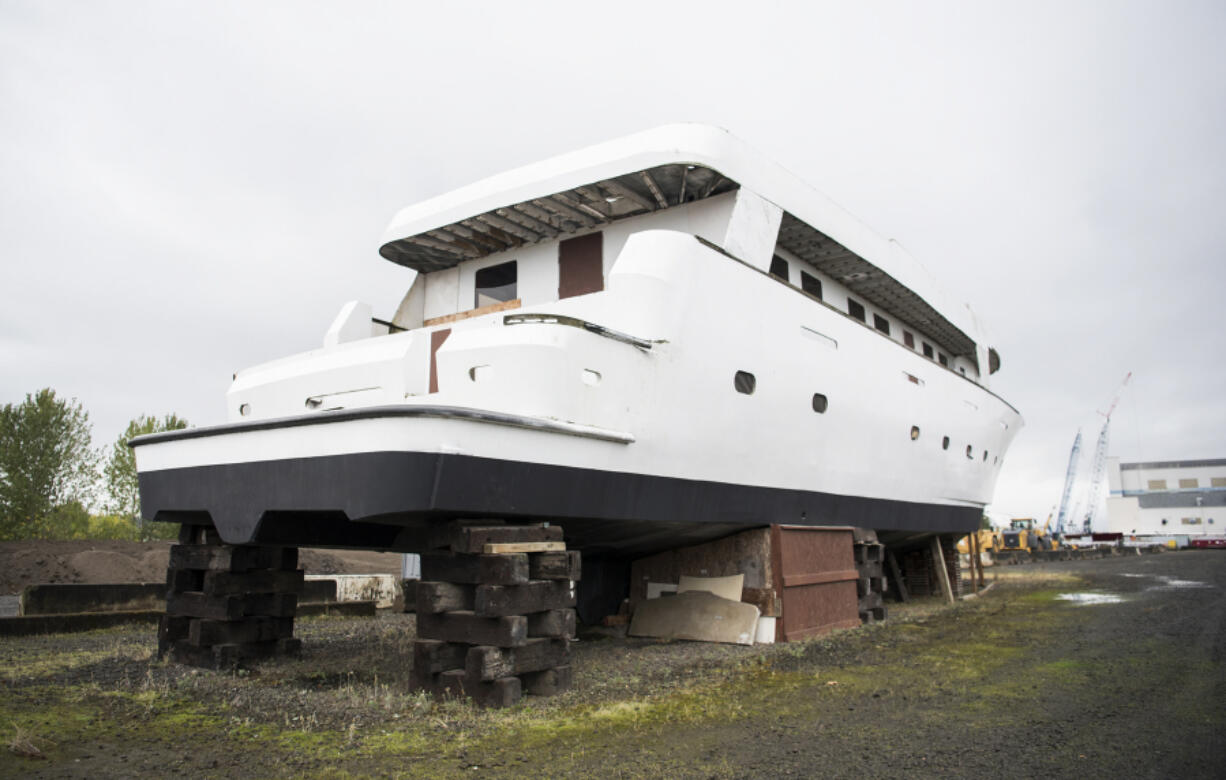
[136,230,1020,514]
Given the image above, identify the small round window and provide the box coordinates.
[910,426,920,440]
[812,393,828,413]
[734,371,756,395]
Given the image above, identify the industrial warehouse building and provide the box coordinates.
[1105,457,1226,537]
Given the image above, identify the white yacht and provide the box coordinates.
[132,125,1022,558]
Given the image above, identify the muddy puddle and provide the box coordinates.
[1057,591,1127,605]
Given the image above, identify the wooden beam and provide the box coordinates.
[886,550,909,602]
[553,192,608,222]
[640,170,670,209]
[598,179,655,212]
[404,235,472,258]
[700,172,726,199]
[429,229,484,257]
[446,223,504,253]
[535,196,596,228]
[931,535,954,604]
[483,541,565,554]
[514,202,569,231]
[461,219,520,249]
[422,298,521,327]
[476,213,539,243]
[497,207,559,238]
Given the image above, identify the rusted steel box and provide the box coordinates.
[770,525,861,641]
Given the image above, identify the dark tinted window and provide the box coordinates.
[475,261,517,308]
[812,393,828,413]
[769,255,789,282]
[874,314,890,335]
[904,331,914,349]
[801,272,823,299]
[734,371,756,395]
[922,342,934,359]
[848,299,866,322]
[938,353,949,367]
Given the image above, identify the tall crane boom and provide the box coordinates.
[1054,429,1083,536]
[1081,372,1132,534]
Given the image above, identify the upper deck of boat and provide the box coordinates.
[377,124,987,374]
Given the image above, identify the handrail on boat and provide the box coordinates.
[502,313,659,351]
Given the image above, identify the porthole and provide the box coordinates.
[812,393,828,413]
[734,371,756,395]
[910,426,920,440]
[239,403,251,416]
[983,451,989,462]
[993,456,999,465]
[468,365,493,382]
[942,436,950,450]
[966,445,974,460]
[1161,518,1168,525]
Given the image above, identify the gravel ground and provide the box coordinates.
[0,550,1223,778]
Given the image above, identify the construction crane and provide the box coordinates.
[1054,429,1083,537]
[1080,372,1132,534]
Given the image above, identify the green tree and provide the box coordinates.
[0,388,99,540]
[103,413,189,540]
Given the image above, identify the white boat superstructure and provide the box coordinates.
[133,125,1021,556]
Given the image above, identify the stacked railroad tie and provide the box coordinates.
[159,524,303,669]
[410,522,580,708]
[853,539,888,624]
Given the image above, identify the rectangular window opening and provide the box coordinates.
[903,331,914,349]
[1179,478,1199,489]
[475,261,518,309]
[938,353,948,367]
[559,232,603,299]
[873,314,890,335]
[848,298,866,322]
[769,255,790,283]
[800,271,823,300]
[922,342,934,359]
[1147,479,1168,490]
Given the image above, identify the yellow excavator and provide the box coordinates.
[958,515,1058,564]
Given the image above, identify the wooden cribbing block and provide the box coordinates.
[483,541,565,554]
[440,523,563,554]
[178,524,223,546]
[527,608,576,639]
[188,616,294,646]
[521,665,572,696]
[416,611,527,647]
[420,553,529,585]
[474,580,576,617]
[528,551,581,581]
[413,639,468,675]
[166,592,298,621]
[465,638,571,681]
[415,669,523,708]
[169,544,298,573]
[415,582,474,614]
[169,637,301,670]
[167,568,204,594]
[201,569,305,596]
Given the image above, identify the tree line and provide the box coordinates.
[0,388,187,541]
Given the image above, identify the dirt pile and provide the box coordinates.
[0,540,403,594]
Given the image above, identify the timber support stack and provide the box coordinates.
[410,522,580,707]
[159,524,303,669]
[853,537,887,623]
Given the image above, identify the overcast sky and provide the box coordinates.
[2,0,1223,522]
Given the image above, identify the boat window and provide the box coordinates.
[983,450,989,462]
[769,255,790,283]
[559,232,603,299]
[812,393,828,413]
[938,353,949,367]
[801,271,823,300]
[874,314,890,336]
[966,445,974,459]
[734,371,756,395]
[475,261,518,308]
[848,299,866,322]
[910,426,920,440]
[922,342,934,359]
[942,436,950,450]
[903,331,914,349]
